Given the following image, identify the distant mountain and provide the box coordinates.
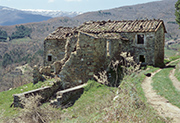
[0,0,179,40]
[21,9,82,18]
[0,6,52,26]
[0,6,81,26]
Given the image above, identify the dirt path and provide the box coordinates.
[169,69,180,90]
[142,69,180,122]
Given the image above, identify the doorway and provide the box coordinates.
[139,55,145,63]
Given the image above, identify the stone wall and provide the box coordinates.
[59,32,109,87]
[13,80,62,108]
[44,39,66,66]
[154,24,165,66]
[119,32,155,65]
[134,32,155,65]
[42,26,165,88]
[53,35,78,74]
[50,83,87,107]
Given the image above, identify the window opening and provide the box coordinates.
[48,55,52,61]
[139,55,145,63]
[137,34,144,44]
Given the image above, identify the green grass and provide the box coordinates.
[59,70,166,122]
[164,47,180,60]
[0,67,167,122]
[175,62,180,81]
[10,37,32,44]
[152,62,180,108]
[134,66,160,102]
[60,80,117,122]
[0,80,54,119]
[170,43,180,50]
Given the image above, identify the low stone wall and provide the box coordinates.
[50,83,87,107]
[13,80,62,108]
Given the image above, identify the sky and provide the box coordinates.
[0,0,161,12]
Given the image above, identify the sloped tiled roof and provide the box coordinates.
[45,27,76,40]
[45,19,167,40]
[78,19,167,33]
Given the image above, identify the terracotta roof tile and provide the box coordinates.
[78,19,167,33]
[45,19,167,40]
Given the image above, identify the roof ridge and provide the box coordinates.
[46,19,167,40]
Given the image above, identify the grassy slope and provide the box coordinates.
[61,81,117,122]
[0,47,177,122]
[152,60,180,108]
[0,69,166,122]
[165,44,180,81]
[175,62,180,81]
[59,70,165,122]
[0,80,53,119]
[164,47,180,60]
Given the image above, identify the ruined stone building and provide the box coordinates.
[41,19,166,87]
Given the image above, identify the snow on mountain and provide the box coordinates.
[21,9,82,18]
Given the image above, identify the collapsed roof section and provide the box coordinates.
[45,27,77,40]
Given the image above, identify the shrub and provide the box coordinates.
[2,53,13,67]
[0,29,8,42]
[94,52,140,87]
[5,95,61,123]
[10,25,32,40]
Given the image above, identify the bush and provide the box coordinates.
[10,25,32,40]
[0,29,8,42]
[2,53,13,67]
[5,95,61,123]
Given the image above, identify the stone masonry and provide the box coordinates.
[34,19,167,88]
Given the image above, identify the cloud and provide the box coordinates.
[48,0,55,3]
[65,0,82,2]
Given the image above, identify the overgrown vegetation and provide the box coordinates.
[2,53,13,67]
[175,62,180,81]
[10,25,32,40]
[0,52,169,122]
[165,47,180,60]
[0,40,43,92]
[2,79,167,123]
[175,0,180,27]
[5,95,61,123]
[0,29,8,42]
[0,80,54,120]
[58,80,165,122]
[0,25,32,42]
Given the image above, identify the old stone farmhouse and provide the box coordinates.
[37,19,166,87]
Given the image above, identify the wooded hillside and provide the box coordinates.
[0,0,179,92]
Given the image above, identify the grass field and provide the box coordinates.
[164,47,180,60]
[152,61,180,108]
[0,71,167,122]
[175,62,180,81]
[1,46,178,122]
[0,80,54,119]
[170,43,180,50]
[10,37,32,44]
[57,67,167,123]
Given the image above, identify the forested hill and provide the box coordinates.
[0,0,179,92]
[74,0,178,39]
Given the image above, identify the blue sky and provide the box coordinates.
[0,0,160,12]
